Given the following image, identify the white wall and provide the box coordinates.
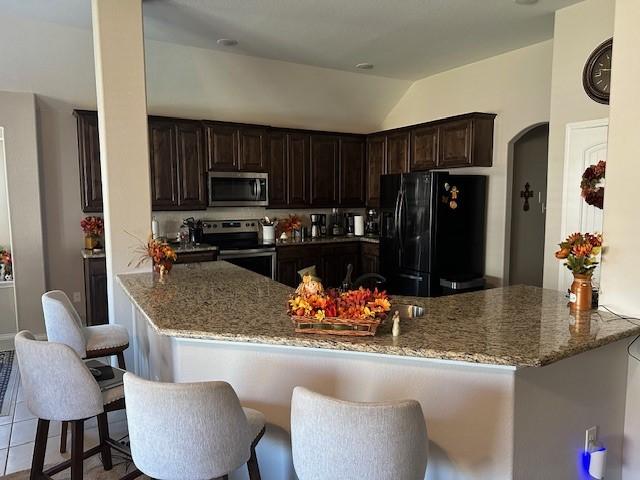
[542,0,614,291]
[381,41,553,285]
[0,12,410,318]
[598,0,640,478]
[0,133,10,248]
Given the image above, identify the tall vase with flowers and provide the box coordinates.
[128,233,177,279]
[0,247,12,281]
[555,232,602,311]
[81,216,104,250]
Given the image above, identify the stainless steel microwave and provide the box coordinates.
[208,171,269,207]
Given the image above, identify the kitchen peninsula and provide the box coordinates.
[117,262,638,479]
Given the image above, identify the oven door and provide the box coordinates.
[208,172,268,207]
[218,249,276,280]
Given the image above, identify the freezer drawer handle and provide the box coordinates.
[398,273,423,281]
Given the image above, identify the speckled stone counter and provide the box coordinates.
[276,236,379,247]
[82,243,218,259]
[116,261,639,368]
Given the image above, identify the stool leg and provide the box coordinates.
[116,351,126,369]
[70,420,84,480]
[247,446,261,480]
[30,419,49,480]
[97,412,113,470]
[60,420,68,453]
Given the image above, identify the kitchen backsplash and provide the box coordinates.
[153,207,367,240]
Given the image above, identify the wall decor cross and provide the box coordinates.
[520,183,534,211]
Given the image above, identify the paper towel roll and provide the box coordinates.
[354,215,364,236]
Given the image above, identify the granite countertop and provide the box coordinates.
[116,261,640,368]
[276,236,379,247]
[81,243,218,259]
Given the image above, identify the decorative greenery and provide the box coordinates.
[580,161,605,209]
[555,232,602,275]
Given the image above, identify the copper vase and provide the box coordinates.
[84,235,98,250]
[570,273,593,312]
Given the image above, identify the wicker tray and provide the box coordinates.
[291,315,383,336]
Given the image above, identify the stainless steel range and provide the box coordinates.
[201,220,276,279]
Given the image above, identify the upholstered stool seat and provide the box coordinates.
[85,324,129,354]
[120,373,265,480]
[14,331,128,480]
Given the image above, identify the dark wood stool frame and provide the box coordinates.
[118,426,265,480]
[59,344,128,454]
[30,398,128,480]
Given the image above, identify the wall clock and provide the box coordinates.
[583,38,613,105]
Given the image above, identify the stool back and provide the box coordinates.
[291,387,429,480]
[42,290,86,357]
[14,331,103,421]
[123,372,253,480]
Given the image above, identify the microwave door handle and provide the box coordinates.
[256,179,262,200]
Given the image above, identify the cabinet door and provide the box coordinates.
[149,119,179,209]
[386,131,410,174]
[204,123,239,171]
[239,127,267,172]
[277,258,299,287]
[287,133,310,207]
[411,126,439,171]
[84,258,108,326]
[75,111,103,212]
[366,135,386,208]
[339,137,366,207]
[360,243,380,275]
[310,135,339,206]
[439,119,473,167]
[268,132,288,207]
[175,121,206,209]
[321,243,359,288]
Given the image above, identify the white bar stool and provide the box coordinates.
[14,331,126,480]
[42,290,130,453]
[121,372,265,480]
[291,387,429,480]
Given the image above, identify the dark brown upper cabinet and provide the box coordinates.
[148,118,179,209]
[411,125,439,171]
[204,122,239,171]
[75,110,103,213]
[339,136,366,207]
[310,135,339,206]
[175,121,206,209]
[439,119,473,168]
[366,135,386,208]
[287,133,310,207]
[267,132,288,208]
[385,131,410,174]
[238,127,267,172]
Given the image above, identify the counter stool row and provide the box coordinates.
[16,290,429,480]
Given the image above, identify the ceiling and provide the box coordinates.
[1,0,583,80]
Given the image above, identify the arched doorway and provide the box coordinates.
[508,124,549,286]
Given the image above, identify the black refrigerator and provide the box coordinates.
[380,171,487,297]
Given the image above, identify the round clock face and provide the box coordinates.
[583,38,613,104]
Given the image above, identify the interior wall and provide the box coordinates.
[0,133,10,247]
[598,0,640,478]
[381,41,553,286]
[0,12,410,319]
[542,0,614,291]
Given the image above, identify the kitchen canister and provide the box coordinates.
[262,225,276,243]
[354,215,365,236]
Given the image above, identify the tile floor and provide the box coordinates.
[0,377,129,476]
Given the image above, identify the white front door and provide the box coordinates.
[559,119,608,291]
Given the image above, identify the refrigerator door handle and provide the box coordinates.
[398,188,405,249]
[398,272,423,281]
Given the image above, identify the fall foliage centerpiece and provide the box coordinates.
[555,232,602,311]
[129,234,177,278]
[288,275,391,336]
[81,216,104,250]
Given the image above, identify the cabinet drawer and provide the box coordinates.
[174,250,218,264]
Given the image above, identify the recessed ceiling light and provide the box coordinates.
[217,38,238,47]
[356,63,374,70]
[514,0,538,4]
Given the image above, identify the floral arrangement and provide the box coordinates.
[277,214,302,236]
[288,275,391,322]
[555,232,603,275]
[0,247,12,279]
[580,161,606,209]
[81,216,104,237]
[128,233,177,275]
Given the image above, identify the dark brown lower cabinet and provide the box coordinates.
[83,257,108,326]
[174,249,218,264]
[276,242,366,288]
[360,242,380,275]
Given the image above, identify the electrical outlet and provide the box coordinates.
[585,426,598,451]
[72,292,81,303]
